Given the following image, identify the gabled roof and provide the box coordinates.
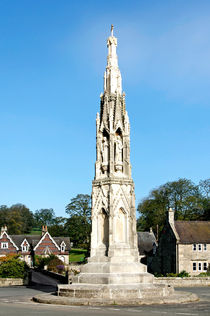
[137,231,157,255]
[54,237,71,251]
[4,232,70,252]
[174,221,210,243]
[0,231,19,250]
[10,235,41,248]
[33,232,60,251]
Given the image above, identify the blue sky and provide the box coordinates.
[0,0,209,217]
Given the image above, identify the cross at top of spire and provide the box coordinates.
[111,24,114,37]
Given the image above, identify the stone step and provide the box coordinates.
[57,283,174,299]
[72,272,153,285]
[81,262,147,274]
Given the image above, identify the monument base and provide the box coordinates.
[57,261,175,304]
[57,283,173,301]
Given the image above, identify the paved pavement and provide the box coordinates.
[0,272,209,316]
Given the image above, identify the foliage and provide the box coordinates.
[65,215,90,248]
[177,270,190,278]
[65,194,91,248]
[34,254,57,269]
[198,272,210,277]
[0,204,34,234]
[69,248,87,263]
[66,194,91,219]
[33,208,55,227]
[155,270,191,278]
[34,254,64,274]
[137,178,210,233]
[0,254,19,263]
[47,257,64,273]
[0,255,29,278]
[48,217,67,237]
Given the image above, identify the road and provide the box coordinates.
[0,272,209,316]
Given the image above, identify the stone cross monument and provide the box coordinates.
[57,27,174,303]
[90,25,140,264]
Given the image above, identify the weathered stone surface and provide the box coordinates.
[155,276,210,287]
[0,278,27,286]
[33,290,198,306]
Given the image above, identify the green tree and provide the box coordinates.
[33,208,55,228]
[9,204,34,234]
[0,204,34,234]
[137,178,207,234]
[48,217,67,236]
[65,194,91,248]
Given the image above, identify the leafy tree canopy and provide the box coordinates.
[65,194,91,248]
[137,178,210,234]
[0,204,34,234]
[66,194,91,222]
[33,208,55,228]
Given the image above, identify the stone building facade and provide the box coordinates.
[151,209,210,275]
[0,225,70,266]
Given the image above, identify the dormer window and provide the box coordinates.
[21,239,30,253]
[1,242,8,249]
[60,241,66,252]
[22,245,28,252]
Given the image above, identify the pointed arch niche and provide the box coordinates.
[97,208,109,253]
[101,129,109,174]
[114,128,123,172]
[115,207,127,243]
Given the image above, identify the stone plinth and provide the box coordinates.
[57,260,174,303]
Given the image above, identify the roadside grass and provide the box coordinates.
[69,248,87,263]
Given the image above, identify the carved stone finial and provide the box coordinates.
[111,24,114,36]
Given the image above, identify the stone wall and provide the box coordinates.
[0,278,27,286]
[154,277,210,287]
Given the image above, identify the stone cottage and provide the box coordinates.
[151,209,210,275]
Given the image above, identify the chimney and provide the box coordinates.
[42,225,46,236]
[168,208,174,225]
[1,225,7,234]
[150,227,153,233]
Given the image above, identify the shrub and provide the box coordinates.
[48,257,64,273]
[0,256,29,278]
[34,254,58,270]
[166,273,177,277]
[198,271,210,277]
[177,270,190,278]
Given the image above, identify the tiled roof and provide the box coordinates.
[10,234,71,250]
[10,235,41,248]
[54,237,71,251]
[175,221,210,243]
[137,232,157,255]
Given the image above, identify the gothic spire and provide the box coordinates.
[104,25,122,95]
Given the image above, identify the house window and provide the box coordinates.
[198,244,202,251]
[22,245,28,252]
[1,242,8,249]
[61,244,66,252]
[193,262,196,271]
[204,244,207,251]
[198,262,202,271]
[193,244,196,251]
[203,262,208,271]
